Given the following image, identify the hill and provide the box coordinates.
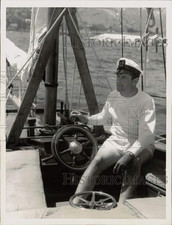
[77,8,166,34]
[6,7,166,34]
[6,7,166,52]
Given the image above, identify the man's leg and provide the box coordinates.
[75,140,122,194]
[119,148,153,204]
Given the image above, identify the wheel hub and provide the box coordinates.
[69,140,83,154]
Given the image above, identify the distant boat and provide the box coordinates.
[90,33,166,48]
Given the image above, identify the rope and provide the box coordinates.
[6,8,67,89]
[120,8,124,57]
[159,8,166,80]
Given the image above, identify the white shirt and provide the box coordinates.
[87,90,156,157]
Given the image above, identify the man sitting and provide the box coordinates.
[71,58,156,204]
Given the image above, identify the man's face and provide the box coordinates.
[116,70,135,93]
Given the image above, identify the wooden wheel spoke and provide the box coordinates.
[97,197,111,204]
[81,152,91,161]
[95,203,108,209]
[94,201,104,207]
[60,148,71,155]
[78,197,89,204]
[79,202,89,206]
[91,192,96,203]
[74,133,78,140]
[65,156,77,165]
[82,139,91,147]
[61,135,69,144]
[72,155,76,166]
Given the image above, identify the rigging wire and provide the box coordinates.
[6,64,13,101]
[31,8,38,117]
[47,8,57,29]
[67,9,86,110]
[139,8,144,91]
[6,8,67,89]
[68,9,82,40]
[146,8,155,28]
[77,8,166,101]
[62,18,69,109]
[140,8,154,47]
[140,8,165,98]
[140,8,155,92]
[76,10,113,92]
[144,45,147,92]
[67,9,85,110]
[159,8,166,80]
[6,87,13,101]
[32,8,56,118]
[77,82,83,110]
[120,8,124,57]
[70,61,77,110]
[8,8,57,115]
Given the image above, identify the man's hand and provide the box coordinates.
[70,111,88,124]
[113,151,135,174]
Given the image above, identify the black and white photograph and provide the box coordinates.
[0,0,171,224]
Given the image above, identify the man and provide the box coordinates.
[70,58,156,204]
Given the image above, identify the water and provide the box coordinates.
[7,34,166,135]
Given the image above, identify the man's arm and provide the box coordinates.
[127,98,156,157]
[113,97,156,174]
[71,100,111,126]
[87,101,112,126]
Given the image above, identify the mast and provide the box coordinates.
[44,8,59,125]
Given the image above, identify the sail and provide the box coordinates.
[28,8,48,54]
[26,8,49,81]
[6,38,27,83]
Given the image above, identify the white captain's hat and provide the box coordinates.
[115,58,142,79]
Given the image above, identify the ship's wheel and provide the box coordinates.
[51,125,98,171]
[69,191,117,210]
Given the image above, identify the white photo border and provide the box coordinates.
[1,1,172,225]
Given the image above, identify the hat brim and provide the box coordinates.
[115,69,140,79]
[115,69,132,75]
